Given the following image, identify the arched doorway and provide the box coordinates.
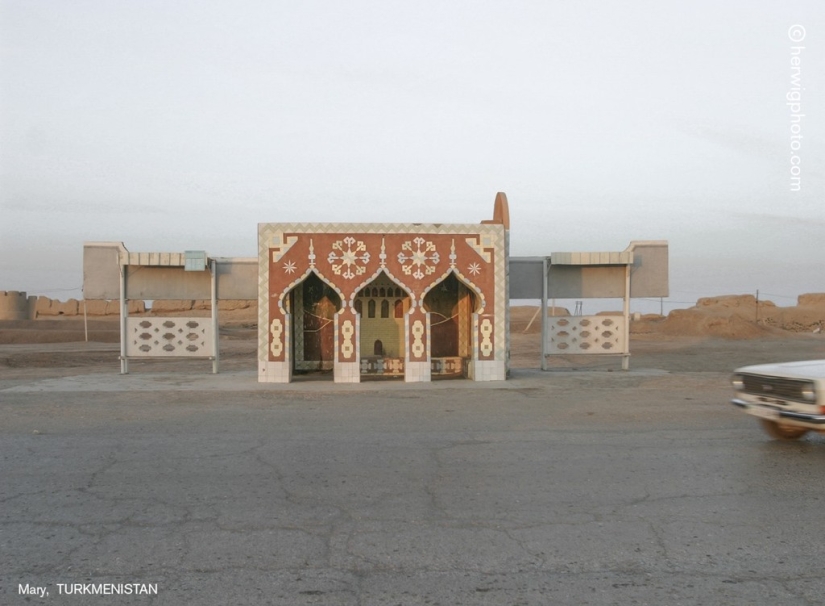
[423,272,477,378]
[288,273,342,376]
[354,272,411,378]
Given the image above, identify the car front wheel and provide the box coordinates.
[759,419,809,440]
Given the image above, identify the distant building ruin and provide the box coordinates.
[0,291,36,320]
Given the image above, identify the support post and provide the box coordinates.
[119,263,129,374]
[541,257,548,371]
[622,263,630,370]
[211,258,219,374]
[83,298,88,342]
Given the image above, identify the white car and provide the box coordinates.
[731,360,825,440]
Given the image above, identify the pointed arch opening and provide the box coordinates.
[287,272,342,377]
[356,271,411,379]
[422,272,478,378]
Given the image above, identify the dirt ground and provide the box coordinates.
[2,308,825,378]
[7,293,823,346]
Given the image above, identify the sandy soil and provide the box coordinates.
[508,302,825,371]
[1,304,824,380]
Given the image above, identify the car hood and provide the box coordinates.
[735,359,825,380]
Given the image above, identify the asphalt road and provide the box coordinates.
[3,343,825,605]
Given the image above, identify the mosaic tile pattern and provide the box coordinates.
[431,356,463,375]
[258,222,507,383]
[361,357,405,376]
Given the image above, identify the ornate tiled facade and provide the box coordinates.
[257,196,510,383]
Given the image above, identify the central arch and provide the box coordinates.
[354,271,411,378]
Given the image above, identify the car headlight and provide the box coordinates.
[731,374,745,390]
[801,383,816,402]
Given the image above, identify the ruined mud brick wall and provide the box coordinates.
[0,291,36,320]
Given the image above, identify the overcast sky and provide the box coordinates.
[1,0,823,311]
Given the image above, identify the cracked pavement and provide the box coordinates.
[3,338,825,604]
